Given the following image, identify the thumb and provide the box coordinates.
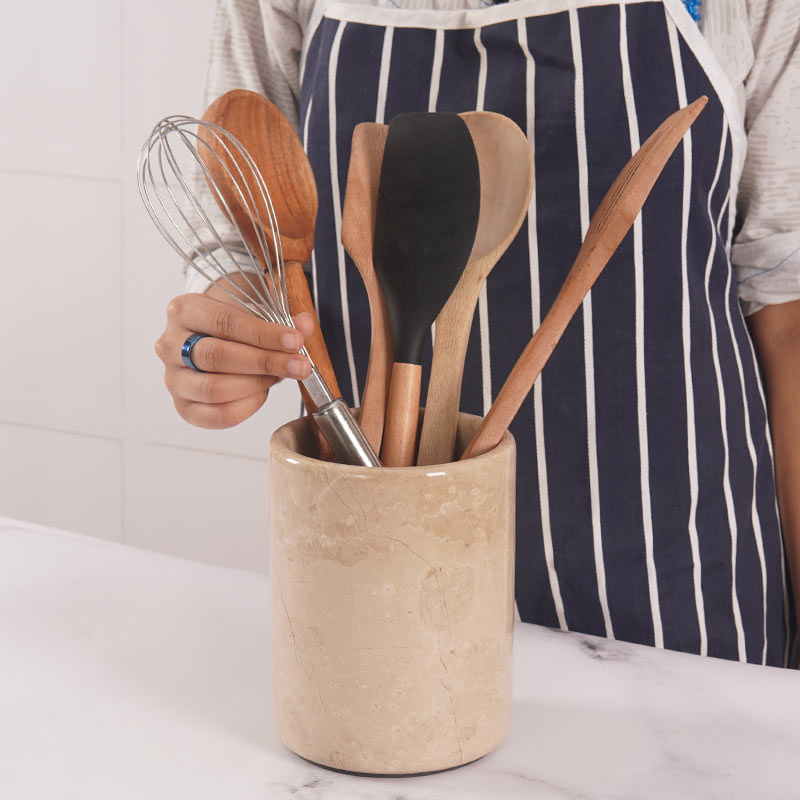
[291,312,315,342]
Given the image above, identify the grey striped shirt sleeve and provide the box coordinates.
[205,0,303,129]
[732,0,800,314]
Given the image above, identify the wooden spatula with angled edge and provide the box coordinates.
[341,123,391,455]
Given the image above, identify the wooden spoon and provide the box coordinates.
[461,96,708,460]
[375,112,481,467]
[200,89,339,458]
[341,123,391,454]
[416,111,533,466]
[200,90,338,393]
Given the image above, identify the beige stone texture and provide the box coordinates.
[269,412,515,775]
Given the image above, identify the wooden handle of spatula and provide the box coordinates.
[342,123,392,455]
[381,362,422,467]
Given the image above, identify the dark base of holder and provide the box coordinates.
[298,753,485,778]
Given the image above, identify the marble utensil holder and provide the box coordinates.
[268,411,515,775]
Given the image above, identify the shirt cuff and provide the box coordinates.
[732,231,800,316]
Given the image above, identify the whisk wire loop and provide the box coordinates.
[137,123,263,322]
[196,119,295,325]
[158,120,276,322]
[137,115,297,333]
[187,121,281,311]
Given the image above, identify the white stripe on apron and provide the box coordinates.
[327,21,360,402]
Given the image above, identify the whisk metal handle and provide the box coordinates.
[300,367,381,467]
[313,400,382,468]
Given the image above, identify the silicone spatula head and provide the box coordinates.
[372,112,481,365]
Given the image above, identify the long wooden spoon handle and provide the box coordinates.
[461,96,707,460]
[285,260,342,399]
[284,259,340,462]
[416,294,475,465]
[381,362,422,467]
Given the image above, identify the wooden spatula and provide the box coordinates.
[341,123,391,454]
[461,96,708,460]
[416,111,533,466]
[375,112,481,467]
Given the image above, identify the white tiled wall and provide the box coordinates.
[0,0,299,571]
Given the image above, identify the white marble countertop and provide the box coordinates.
[1,517,798,799]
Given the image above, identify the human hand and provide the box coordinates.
[155,292,315,429]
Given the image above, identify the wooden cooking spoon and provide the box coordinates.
[201,90,339,394]
[461,96,708,460]
[416,111,533,466]
[375,112,481,467]
[201,89,340,458]
[341,123,391,454]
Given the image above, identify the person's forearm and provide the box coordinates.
[748,299,800,624]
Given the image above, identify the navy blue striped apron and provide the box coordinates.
[298,0,795,666]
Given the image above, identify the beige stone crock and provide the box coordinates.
[269,411,515,775]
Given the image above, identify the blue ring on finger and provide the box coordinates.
[181,333,211,372]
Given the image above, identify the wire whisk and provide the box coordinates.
[138,116,295,326]
[137,115,381,467]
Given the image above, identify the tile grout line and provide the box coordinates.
[146,440,269,462]
[0,163,123,183]
[0,420,122,443]
[0,418,267,460]
[120,0,126,547]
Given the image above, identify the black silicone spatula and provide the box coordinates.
[374,112,481,467]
